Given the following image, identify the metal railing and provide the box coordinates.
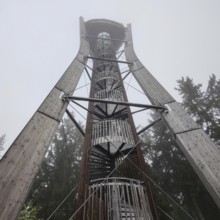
[83,177,153,220]
[95,70,120,83]
[94,90,124,102]
[92,119,134,148]
[95,62,118,72]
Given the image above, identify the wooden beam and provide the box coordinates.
[125,23,220,209]
[0,17,89,220]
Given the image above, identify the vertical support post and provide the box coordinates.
[76,65,95,220]
[0,17,90,220]
[77,19,157,220]
[118,59,159,220]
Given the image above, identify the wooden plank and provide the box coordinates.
[56,56,86,93]
[124,23,220,209]
[162,102,200,134]
[0,113,58,219]
[176,129,220,208]
[0,17,89,220]
[38,87,68,120]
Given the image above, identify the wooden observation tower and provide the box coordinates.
[0,18,220,220]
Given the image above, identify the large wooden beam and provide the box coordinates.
[0,17,89,220]
[124,24,220,208]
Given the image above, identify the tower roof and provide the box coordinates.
[85,19,125,51]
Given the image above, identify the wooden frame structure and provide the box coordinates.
[0,17,219,220]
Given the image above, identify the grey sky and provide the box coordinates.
[0,0,220,155]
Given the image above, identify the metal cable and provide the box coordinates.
[68,140,141,220]
[46,118,83,220]
[120,149,195,219]
[103,136,195,220]
[63,45,173,219]
[123,81,146,95]
[125,74,133,93]
[46,184,78,220]
[71,82,91,93]
[68,103,87,121]
[157,205,174,220]
[123,81,162,105]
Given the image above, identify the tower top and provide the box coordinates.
[85,19,125,51]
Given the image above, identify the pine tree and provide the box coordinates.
[176,74,220,141]
[18,75,220,219]
[141,74,220,219]
[18,115,84,220]
[18,200,43,220]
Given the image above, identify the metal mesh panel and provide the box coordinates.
[95,62,118,72]
[92,119,134,147]
[94,90,124,102]
[84,178,153,220]
[95,70,120,83]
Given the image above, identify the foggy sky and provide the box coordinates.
[0,0,220,156]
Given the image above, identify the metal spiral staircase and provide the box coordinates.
[1,18,220,220]
[84,32,153,219]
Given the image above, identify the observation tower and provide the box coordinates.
[0,17,220,220]
[74,19,157,219]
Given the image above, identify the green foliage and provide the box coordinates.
[18,201,43,220]
[141,74,220,219]
[176,74,220,141]
[18,115,84,220]
[18,75,220,220]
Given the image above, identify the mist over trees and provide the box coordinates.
[141,74,220,219]
[18,116,84,220]
[18,74,220,219]
[176,74,220,142]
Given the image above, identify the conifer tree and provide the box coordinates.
[141,74,220,219]
[18,115,84,220]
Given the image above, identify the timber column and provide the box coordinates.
[75,19,157,220]
[124,23,220,209]
[0,17,89,220]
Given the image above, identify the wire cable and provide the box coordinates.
[103,136,195,220]
[71,82,91,93]
[124,153,195,219]
[157,205,174,220]
[46,184,78,220]
[68,103,87,121]
[68,140,141,220]
[123,81,162,106]
[125,74,133,93]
